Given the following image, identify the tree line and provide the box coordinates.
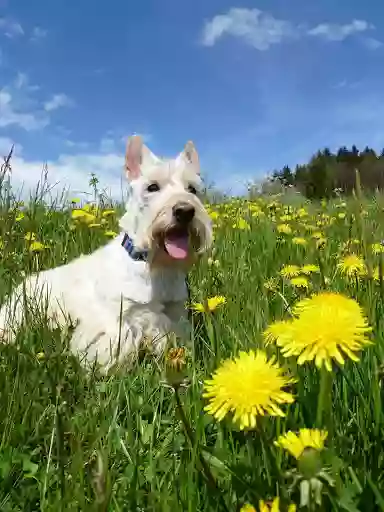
[270,145,384,199]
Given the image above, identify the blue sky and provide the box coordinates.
[1,0,384,197]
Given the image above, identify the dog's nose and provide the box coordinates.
[173,204,195,225]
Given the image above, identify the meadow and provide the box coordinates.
[1,167,384,511]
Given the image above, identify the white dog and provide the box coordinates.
[0,135,212,371]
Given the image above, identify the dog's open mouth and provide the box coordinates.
[163,228,190,260]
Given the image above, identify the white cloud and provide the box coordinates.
[0,89,49,130]
[201,8,295,50]
[100,137,117,153]
[0,76,73,131]
[13,72,40,92]
[14,72,28,90]
[30,27,47,42]
[332,79,361,90]
[362,37,383,50]
[65,139,90,151]
[201,8,374,50]
[44,94,73,112]
[7,148,127,201]
[0,17,24,38]
[0,136,16,155]
[307,19,372,41]
[0,73,50,130]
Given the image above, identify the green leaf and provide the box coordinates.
[21,456,38,478]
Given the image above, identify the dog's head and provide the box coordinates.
[119,135,212,268]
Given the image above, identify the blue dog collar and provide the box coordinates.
[121,233,148,261]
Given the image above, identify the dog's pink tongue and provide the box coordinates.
[164,234,189,259]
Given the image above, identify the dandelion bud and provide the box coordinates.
[298,447,322,480]
[165,347,186,388]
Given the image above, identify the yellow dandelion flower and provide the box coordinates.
[260,499,279,512]
[104,230,118,237]
[209,211,219,221]
[82,212,97,224]
[264,277,279,293]
[71,209,85,219]
[292,237,307,246]
[316,237,327,249]
[240,505,256,512]
[337,212,346,219]
[101,209,115,217]
[82,203,95,213]
[337,254,367,279]
[289,277,309,289]
[88,223,102,228]
[233,218,250,230]
[203,350,295,430]
[279,264,300,278]
[191,295,226,313]
[24,232,36,241]
[71,209,96,224]
[15,212,25,221]
[277,224,292,235]
[259,497,297,512]
[373,266,380,282]
[280,215,292,222]
[264,292,372,371]
[371,243,384,255]
[274,428,328,460]
[301,264,320,275]
[312,231,324,240]
[264,320,294,346]
[297,208,308,218]
[29,241,48,252]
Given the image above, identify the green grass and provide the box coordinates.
[1,177,384,511]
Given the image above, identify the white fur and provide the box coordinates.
[0,137,212,371]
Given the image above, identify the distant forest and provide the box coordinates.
[270,146,384,199]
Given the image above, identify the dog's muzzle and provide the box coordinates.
[172,203,195,226]
[154,203,195,261]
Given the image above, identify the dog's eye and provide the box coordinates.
[147,183,160,193]
[188,185,197,195]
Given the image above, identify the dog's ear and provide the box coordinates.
[125,135,159,180]
[178,141,200,175]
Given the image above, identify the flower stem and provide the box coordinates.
[174,388,229,512]
[316,366,333,439]
[205,312,220,367]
